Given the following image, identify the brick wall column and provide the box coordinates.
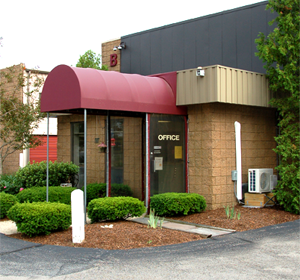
[188,103,277,210]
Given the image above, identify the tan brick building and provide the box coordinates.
[41,62,277,210]
[40,2,277,210]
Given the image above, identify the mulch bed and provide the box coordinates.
[5,205,299,250]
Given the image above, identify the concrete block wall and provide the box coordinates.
[123,117,142,200]
[187,103,277,210]
[102,39,121,72]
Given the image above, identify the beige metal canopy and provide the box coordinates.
[176,65,272,107]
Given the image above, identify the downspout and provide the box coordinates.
[185,116,189,193]
[234,121,242,202]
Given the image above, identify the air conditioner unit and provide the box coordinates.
[248,168,274,193]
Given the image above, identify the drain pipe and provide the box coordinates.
[234,121,242,202]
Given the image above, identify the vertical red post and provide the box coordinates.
[185,116,189,193]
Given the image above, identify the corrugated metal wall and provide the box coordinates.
[121,1,276,75]
[177,65,271,107]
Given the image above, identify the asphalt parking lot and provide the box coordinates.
[0,220,299,280]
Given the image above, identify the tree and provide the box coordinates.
[256,0,300,214]
[0,64,45,175]
[76,50,108,70]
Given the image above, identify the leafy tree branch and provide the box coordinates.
[76,50,108,70]
[0,65,46,174]
[256,0,299,214]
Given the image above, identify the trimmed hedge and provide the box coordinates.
[7,202,71,237]
[150,193,206,216]
[16,186,76,205]
[88,197,146,223]
[15,161,79,189]
[0,193,19,219]
[83,183,133,204]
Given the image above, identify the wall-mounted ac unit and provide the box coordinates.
[248,168,274,193]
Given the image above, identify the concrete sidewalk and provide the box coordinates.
[129,217,235,237]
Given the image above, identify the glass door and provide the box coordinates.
[149,114,186,196]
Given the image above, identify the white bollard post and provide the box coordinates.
[71,189,85,243]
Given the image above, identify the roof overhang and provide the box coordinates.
[41,65,186,115]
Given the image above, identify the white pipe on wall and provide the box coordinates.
[234,121,242,201]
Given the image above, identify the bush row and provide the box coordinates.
[0,183,134,219]
[12,183,133,205]
[2,190,207,236]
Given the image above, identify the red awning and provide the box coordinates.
[41,65,186,115]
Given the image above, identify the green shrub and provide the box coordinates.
[275,186,300,214]
[15,161,79,189]
[7,202,71,237]
[88,197,146,223]
[150,193,206,216]
[110,184,133,197]
[0,174,22,195]
[83,183,133,204]
[16,186,76,205]
[0,193,19,219]
[83,183,106,205]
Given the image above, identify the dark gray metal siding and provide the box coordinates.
[121,1,276,75]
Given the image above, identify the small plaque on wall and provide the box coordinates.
[154,157,163,171]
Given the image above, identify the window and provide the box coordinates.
[111,118,124,184]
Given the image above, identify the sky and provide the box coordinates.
[0,0,265,72]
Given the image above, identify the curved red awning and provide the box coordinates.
[41,65,186,115]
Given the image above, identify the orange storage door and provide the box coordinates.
[30,136,57,163]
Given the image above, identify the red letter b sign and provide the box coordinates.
[110,54,117,67]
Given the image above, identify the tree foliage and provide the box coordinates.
[76,50,108,70]
[256,0,300,214]
[0,65,45,174]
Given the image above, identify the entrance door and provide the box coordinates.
[149,114,186,196]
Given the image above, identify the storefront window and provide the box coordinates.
[111,118,124,184]
[71,122,84,188]
[150,114,186,196]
